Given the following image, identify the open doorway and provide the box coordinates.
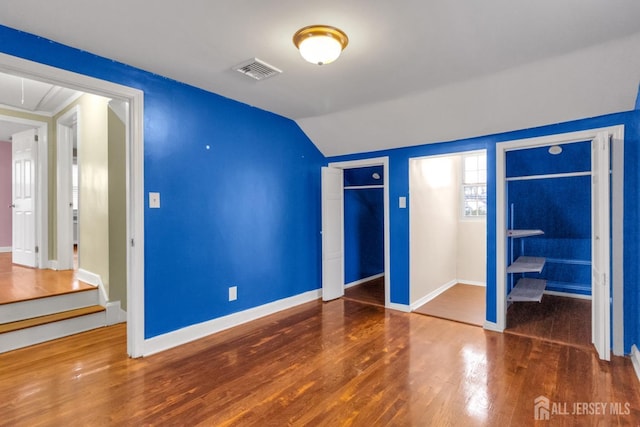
[496,127,624,360]
[409,151,488,326]
[322,157,391,308]
[0,53,144,357]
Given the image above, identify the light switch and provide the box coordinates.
[149,192,161,208]
[399,196,407,209]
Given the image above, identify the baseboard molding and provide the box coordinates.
[543,290,592,300]
[344,273,385,289]
[387,302,411,312]
[457,280,486,287]
[483,321,504,333]
[631,345,640,383]
[0,246,11,253]
[77,269,108,306]
[410,279,457,311]
[106,301,127,325]
[143,289,322,356]
[49,260,58,270]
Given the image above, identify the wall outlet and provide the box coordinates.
[149,192,161,208]
[229,286,237,301]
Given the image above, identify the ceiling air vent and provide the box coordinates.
[233,58,282,81]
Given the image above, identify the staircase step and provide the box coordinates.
[0,305,106,354]
[0,305,105,334]
[0,287,99,323]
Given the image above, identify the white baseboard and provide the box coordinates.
[543,290,592,300]
[410,279,457,311]
[631,345,640,383]
[77,269,108,306]
[458,280,486,287]
[344,273,384,289]
[106,301,127,325]
[49,260,58,270]
[143,289,322,356]
[387,302,411,312]
[0,246,11,253]
[483,321,504,333]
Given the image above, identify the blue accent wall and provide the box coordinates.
[344,188,384,283]
[330,110,640,354]
[0,25,326,338]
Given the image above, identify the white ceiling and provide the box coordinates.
[0,73,82,141]
[0,0,639,155]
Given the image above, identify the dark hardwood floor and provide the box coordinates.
[506,294,591,349]
[1,298,638,426]
[343,276,385,307]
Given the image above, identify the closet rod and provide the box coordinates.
[506,171,591,182]
[344,185,384,190]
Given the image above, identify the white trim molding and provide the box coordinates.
[631,345,640,383]
[0,247,11,253]
[344,273,384,289]
[387,302,411,313]
[410,279,457,311]
[483,321,504,333]
[77,269,108,306]
[457,280,486,287]
[143,289,322,356]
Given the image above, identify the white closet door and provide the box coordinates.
[11,128,38,268]
[321,167,344,301]
[591,131,610,361]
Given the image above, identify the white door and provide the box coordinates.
[591,132,610,361]
[11,128,38,267]
[321,167,344,301]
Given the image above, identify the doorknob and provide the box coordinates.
[8,203,15,208]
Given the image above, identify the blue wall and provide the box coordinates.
[330,111,640,354]
[0,25,326,338]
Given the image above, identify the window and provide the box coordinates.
[462,153,486,217]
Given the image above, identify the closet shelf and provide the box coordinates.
[507,278,547,302]
[507,229,544,238]
[506,256,545,273]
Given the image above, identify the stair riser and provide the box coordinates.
[0,312,106,354]
[0,289,99,323]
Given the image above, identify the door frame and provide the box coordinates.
[56,105,79,271]
[494,125,624,357]
[0,52,146,358]
[2,114,48,269]
[327,157,391,308]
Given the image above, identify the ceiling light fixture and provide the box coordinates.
[293,25,349,65]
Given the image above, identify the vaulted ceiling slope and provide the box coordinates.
[1,1,639,156]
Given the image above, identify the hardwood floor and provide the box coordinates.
[413,283,485,327]
[506,294,591,349]
[1,298,638,426]
[343,276,385,307]
[0,252,92,304]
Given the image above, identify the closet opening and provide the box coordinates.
[409,150,487,327]
[503,141,593,349]
[342,165,385,307]
[496,126,624,361]
[322,157,390,308]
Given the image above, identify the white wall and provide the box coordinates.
[409,156,459,303]
[409,153,486,304]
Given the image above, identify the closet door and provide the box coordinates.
[321,167,344,301]
[591,132,610,361]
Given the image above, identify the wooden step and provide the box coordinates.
[0,287,99,324]
[0,305,105,334]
